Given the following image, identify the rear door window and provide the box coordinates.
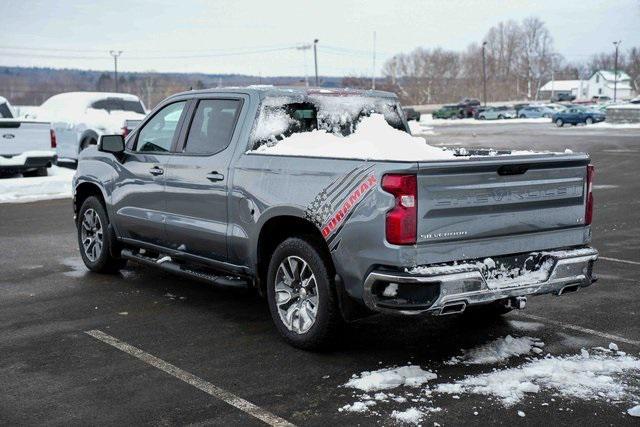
[182,99,241,155]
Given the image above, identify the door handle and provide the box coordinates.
[206,171,224,182]
[149,166,164,176]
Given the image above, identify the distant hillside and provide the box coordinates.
[0,66,344,107]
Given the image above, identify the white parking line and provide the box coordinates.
[516,313,640,347]
[85,330,295,427]
[600,256,640,266]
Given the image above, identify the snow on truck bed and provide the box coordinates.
[251,113,458,161]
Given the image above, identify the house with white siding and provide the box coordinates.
[586,70,634,100]
[538,80,587,100]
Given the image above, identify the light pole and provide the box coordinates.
[613,40,621,102]
[109,50,123,92]
[313,39,319,87]
[482,41,487,107]
[372,31,376,90]
[296,44,312,87]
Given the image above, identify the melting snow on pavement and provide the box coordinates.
[0,166,74,203]
[339,340,640,423]
[446,335,545,365]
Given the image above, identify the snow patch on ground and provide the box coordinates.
[584,121,640,129]
[446,335,544,365]
[391,407,425,424]
[628,405,640,417]
[0,166,74,203]
[436,346,640,406]
[252,114,457,161]
[408,120,436,135]
[345,365,437,392]
[508,320,545,331]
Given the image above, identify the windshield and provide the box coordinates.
[251,94,406,149]
[90,98,145,114]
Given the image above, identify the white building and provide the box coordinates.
[538,80,588,99]
[587,70,634,100]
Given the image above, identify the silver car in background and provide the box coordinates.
[518,106,555,118]
[477,106,516,120]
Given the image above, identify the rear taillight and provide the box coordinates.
[382,174,417,245]
[50,129,57,149]
[585,164,594,225]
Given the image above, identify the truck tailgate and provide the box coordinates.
[417,155,590,246]
[0,120,51,155]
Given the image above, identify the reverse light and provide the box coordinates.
[382,174,417,245]
[50,129,57,149]
[585,164,594,225]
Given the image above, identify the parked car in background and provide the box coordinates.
[545,103,567,113]
[37,92,146,163]
[458,98,481,118]
[630,95,640,104]
[0,96,57,176]
[591,96,611,103]
[518,106,555,118]
[513,103,529,115]
[432,104,460,119]
[552,106,606,127]
[477,106,516,120]
[403,107,421,121]
[551,93,576,102]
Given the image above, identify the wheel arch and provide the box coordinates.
[79,129,100,152]
[256,214,331,293]
[74,181,108,220]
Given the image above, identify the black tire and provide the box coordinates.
[23,167,48,177]
[464,299,513,318]
[479,115,486,120]
[585,117,594,125]
[77,196,126,273]
[519,114,526,119]
[498,114,504,120]
[555,118,564,127]
[267,236,342,350]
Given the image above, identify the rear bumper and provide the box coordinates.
[363,247,598,315]
[0,150,57,172]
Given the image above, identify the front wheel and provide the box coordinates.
[498,114,504,120]
[267,237,342,350]
[555,119,564,127]
[77,196,126,273]
[585,117,594,125]
[519,114,526,119]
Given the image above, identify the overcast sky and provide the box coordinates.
[1,0,639,77]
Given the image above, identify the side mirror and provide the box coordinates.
[99,134,125,154]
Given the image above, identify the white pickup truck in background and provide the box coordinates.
[0,96,56,177]
[36,92,146,163]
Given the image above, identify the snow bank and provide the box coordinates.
[583,121,640,129]
[446,335,544,365]
[0,166,74,203]
[345,365,437,392]
[436,347,640,406]
[628,405,640,417]
[251,114,457,161]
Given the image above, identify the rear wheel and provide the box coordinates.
[519,114,526,119]
[555,118,564,127]
[77,196,126,273]
[267,237,342,350]
[498,114,505,119]
[585,117,594,125]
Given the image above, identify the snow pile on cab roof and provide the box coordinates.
[251,113,457,161]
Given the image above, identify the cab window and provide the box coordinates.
[134,101,186,153]
[183,99,241,155]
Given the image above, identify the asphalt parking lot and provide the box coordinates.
[1,122,639,426]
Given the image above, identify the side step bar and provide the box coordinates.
[121,249,250,289]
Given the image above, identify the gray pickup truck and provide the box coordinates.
[73,87,597,349]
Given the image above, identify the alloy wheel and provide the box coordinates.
[80,208,103,262]
[274,256,319,334]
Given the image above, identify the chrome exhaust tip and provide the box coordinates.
[557,283,581,296]
[439,301,467,315]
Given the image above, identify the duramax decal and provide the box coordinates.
[305,165,377,241]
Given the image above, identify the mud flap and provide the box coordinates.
[334,273,372,322]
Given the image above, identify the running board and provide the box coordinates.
[121,249,250,289]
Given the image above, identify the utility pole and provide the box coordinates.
[613,40,621,102]
[482,41,487,107]
[296,44,312,87]
[313,39,319,87]
[372,31,377,90]
[109,50,123,92]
